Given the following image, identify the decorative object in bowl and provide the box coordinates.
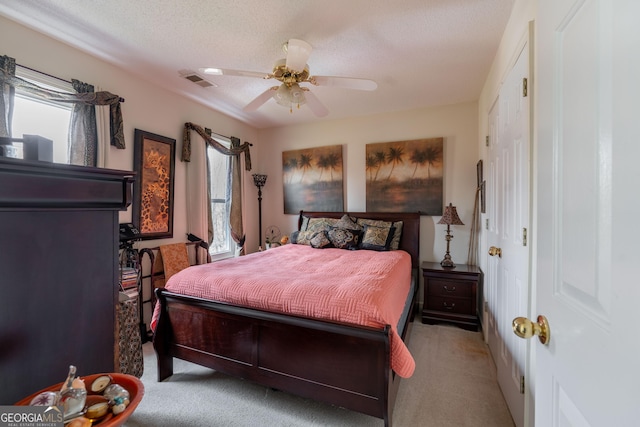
[16,373,144,427]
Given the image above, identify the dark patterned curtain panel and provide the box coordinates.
[203,127,214,245]
[0,55,16,137]
[229,136,245,249]
[0,55,126,159]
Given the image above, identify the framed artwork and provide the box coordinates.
[133,129,176,240]
[365,137,443,215]
[282,144,344,214]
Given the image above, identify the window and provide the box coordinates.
[10,66,72,163]
[206,139,233,260]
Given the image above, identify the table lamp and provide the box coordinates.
[437,203,464,268]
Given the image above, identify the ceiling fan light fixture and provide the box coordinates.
[289,83,306,103]
[273,83,306,112]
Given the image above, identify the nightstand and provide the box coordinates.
[421,262,482,331]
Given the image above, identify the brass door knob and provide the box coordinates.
[488,246,502,257]
[512,315,550,345]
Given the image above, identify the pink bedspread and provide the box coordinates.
[151,244,415,378]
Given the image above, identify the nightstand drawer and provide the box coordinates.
[425,296,473,315]
[427,279,472,298]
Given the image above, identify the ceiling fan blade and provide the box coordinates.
[285,39,312,73]
[310,75,378,91]
[243,86,278,112]
[303,90,329,117]
[200,67,269,79]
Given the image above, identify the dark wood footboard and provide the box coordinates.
[153,287,416,426]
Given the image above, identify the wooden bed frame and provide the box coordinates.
[152,211,420,427]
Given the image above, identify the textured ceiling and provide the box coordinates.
[0,0,514,129]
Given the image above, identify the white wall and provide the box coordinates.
[256,101,479,266]
[0,15,260,250]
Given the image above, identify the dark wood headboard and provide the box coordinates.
[298,211,421,269]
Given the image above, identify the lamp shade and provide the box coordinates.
[437,203,464,225]
[252,173,267,188]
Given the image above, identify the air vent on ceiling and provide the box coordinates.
[179,70,217,88]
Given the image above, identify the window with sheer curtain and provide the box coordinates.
[3,65,116,167]
[182,122,250,259]
[1,54,126,166]
[206,138,234,260]
[11,66,73,163]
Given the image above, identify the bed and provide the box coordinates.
[152,211,420,427]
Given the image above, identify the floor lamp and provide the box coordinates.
[252,174,267,249]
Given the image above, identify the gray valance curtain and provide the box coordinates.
[182,122,252,250]
[182,122,252,169]
[0,54,125,165]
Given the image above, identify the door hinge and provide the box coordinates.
[485,219,489,230]
[522,78,528,97]
[520,375,525,394]
[485,135,489,147]
[522,228,527,246]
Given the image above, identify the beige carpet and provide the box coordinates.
[124,323,514,426]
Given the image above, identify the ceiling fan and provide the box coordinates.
[199,39,377,117]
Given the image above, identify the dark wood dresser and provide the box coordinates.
[0,157,133,404]
[421,261,483,331]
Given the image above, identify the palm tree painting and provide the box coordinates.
[366,138,443,215]
[282,145,344,214]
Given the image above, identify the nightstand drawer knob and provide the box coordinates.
[443,285,456,292]
[443,302,456,310]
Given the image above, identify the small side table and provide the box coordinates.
[421,262,482,331]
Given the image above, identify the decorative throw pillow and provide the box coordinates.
[292,230,316,245]
[357,218,403,250]
[334,214,362,230]
[360,224,396,251]
[300,216,310,231]
[356,218,393,230]
[327,227,361,250]
[389,221,403,250]
[306,217,339,233]
[310,230,333,249]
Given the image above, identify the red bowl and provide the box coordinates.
[15,373,144,427]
